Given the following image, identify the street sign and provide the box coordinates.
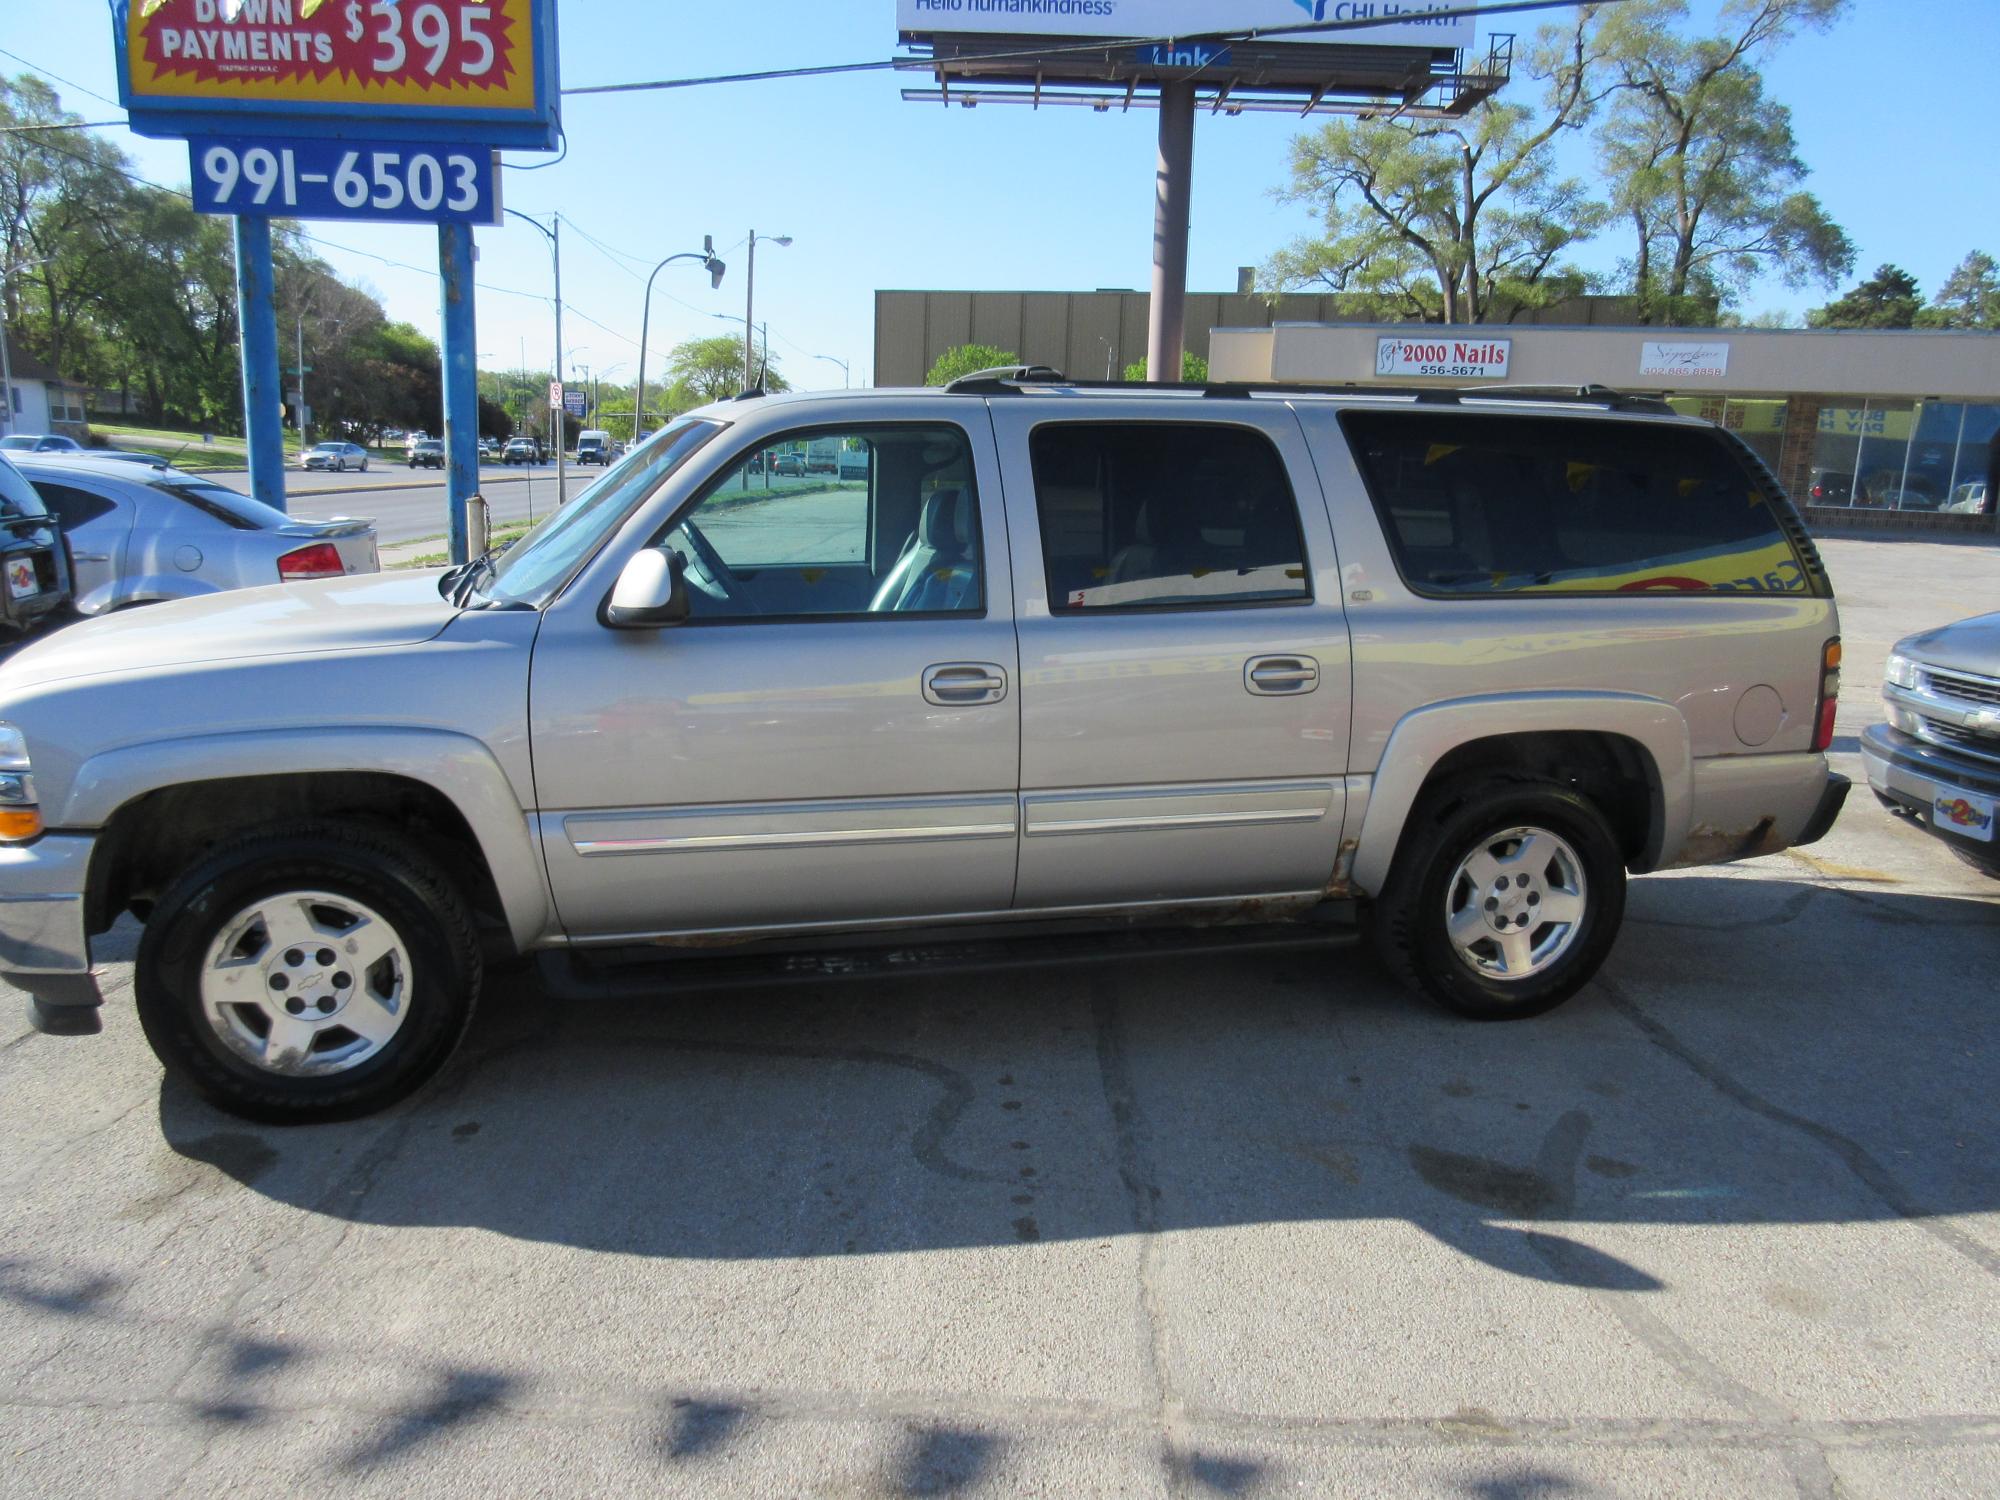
[548,381,563,411]
[116,0,560,149]
[189,136,502,224]
[563,390,587,419]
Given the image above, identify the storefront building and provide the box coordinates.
[1208,324,1998,533]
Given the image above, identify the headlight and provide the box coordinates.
[0,724,40,841]
[1884,654,1920,690]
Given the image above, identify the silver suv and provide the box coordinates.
[0,376,1849,1121]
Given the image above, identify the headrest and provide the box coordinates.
[920,489,969,548]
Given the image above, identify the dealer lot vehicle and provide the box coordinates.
[18,455,378,615]
[0,376,1849,1123]
[0,434,83,456]
[1862,612,2000,877]
[301,441,368,473]
[0,453,72,637]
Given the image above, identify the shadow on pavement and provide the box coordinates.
[154,875,1999,1291]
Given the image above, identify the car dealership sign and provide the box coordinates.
[895,1,1475,50]
[1376,334,1511,380]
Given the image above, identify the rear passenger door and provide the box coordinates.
[29,476,133,614]
[988,401,1353,909]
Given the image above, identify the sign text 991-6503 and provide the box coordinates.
[188,137,500,224]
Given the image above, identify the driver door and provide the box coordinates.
[530,416,1021,939]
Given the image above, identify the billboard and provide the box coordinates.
[1376,334,1511,380]
[115,0,559,147]
[896,1,1475,50]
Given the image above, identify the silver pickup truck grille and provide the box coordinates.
[1923,667,2000,707]
[1919,716,2000,765]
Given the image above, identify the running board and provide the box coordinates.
[537,917,1360,1000]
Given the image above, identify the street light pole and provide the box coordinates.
[742,230,792,390]
[813,353,851,388]
[507,208,567,502]
[634,239,726,442]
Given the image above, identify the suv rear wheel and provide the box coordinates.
[134,824,482,1123]
[1374,777,1626,1020]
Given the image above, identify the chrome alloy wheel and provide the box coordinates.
[1443,825,1588,982]
[198,891,410,1076]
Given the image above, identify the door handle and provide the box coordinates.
[1245,655,1319,696]
[69,554,109,562]
[923,662,1008,706]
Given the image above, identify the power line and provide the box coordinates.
[561,0,1617,97]
[0,120,126,135]
[0,47,126,110]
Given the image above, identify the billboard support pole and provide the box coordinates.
[232,215,287,511]
[1147,81,1195,384]
[439,222,479,566]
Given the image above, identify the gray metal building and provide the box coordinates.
[872,288,1646,388]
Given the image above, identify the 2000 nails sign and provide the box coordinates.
[124,0,537,112]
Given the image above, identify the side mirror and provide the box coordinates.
[603,547,689,629]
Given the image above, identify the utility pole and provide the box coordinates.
[633,237,725,444]
[1146,81,1196,385]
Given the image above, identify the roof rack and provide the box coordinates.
[942,371,1677,415]
[942,364,1069,393]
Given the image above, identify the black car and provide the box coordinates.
[0,453,73,637]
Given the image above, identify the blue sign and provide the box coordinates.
[1132,43,1233,70]
[188,136,501,225]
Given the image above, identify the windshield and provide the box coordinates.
[480,417,722,606]
[0,454,50,519]
[0,437,36,452]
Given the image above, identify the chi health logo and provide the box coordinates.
[1293,1,1332,18]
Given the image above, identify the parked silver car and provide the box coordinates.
[17,455,379,615]
[0,379,1846,1122]
[300,441,369,472]
[1863,611,2000,876]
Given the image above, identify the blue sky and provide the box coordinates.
[12,1,1997,390]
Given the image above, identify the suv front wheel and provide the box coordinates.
[135,824,482,1123]
[1374,777,1626,1020]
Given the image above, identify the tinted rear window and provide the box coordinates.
[1341,411,1811,596]
[149,477,289,531]
[1029,423,1311,612]
[0,456,50,519]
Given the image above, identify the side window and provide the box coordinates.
[1029,424,1311,612]
[1341,411,1811,595]
[661,424,983,620]
[30,481,117,528]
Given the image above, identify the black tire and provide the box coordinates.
[1950,847,2000,880]
[1372,776,1626,1020]
[135,823,482,1123]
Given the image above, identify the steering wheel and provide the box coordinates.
[676,519,754,613]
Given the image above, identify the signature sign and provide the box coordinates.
[1639,341,1730,378]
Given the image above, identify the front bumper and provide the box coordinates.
[1860,723,2000,865]
[0,833,104,1019]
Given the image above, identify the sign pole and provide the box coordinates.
[439,222,479,565]
[232,215,287,511]
[1146,81,1196,385]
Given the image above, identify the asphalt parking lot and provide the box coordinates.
[2,535,1996,1499]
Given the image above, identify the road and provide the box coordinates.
[262,464,600,544]
[1,537,1996,1498]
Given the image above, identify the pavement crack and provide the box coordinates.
[1600,976,2000,1280]
[1090,979,1181,1496]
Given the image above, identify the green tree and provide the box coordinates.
[924,344,1019,385]
[667,334,786,403]
[1261,11,1614,324]
[1916,252,2000,330]
[1597,0,1851,323]
[1808,264,1923,329]
[1122,351,1210,383]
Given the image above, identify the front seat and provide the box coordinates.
[869,489,979,613]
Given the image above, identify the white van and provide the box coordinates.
[575,430,613,465]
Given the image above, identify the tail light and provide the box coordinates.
[278,542,345,581]
[1813,638,1841,752]
[1809,482,1825,500]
